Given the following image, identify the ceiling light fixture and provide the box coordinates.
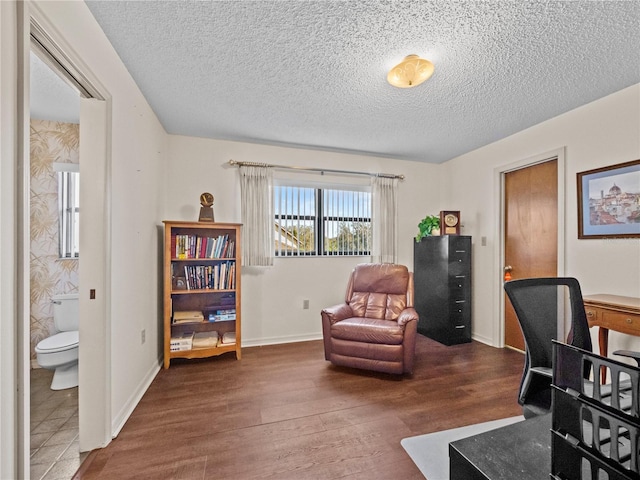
[387,54,434,88]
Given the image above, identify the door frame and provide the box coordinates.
[15,2,113,475]
[492,147,566,348]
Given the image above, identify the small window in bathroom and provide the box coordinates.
[55,163,79,258]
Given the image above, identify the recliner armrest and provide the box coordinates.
[321,303,354,325]
[397,307,419,327]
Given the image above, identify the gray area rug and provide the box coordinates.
[401,416,525,479]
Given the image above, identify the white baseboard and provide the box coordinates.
[244,333,500,348]
[111,360,161,439]
[472,332,497,347]
[242,333,323,348]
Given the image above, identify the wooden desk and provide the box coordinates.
[584,294,640,382]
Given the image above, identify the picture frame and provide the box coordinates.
[172,276,187,290]
[577,159,640,239]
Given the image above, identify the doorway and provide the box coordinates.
[29,47,83,479]
[497,149,565,350]
[18,7,112,478]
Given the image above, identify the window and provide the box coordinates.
[274,184,371,256]
[57,167,79,258]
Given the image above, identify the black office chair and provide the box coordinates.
[505,277,640,419]
[505,277,593,418]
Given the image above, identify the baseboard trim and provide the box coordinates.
[110,360,160,439]
[471,333,496,347]
[242,333,323,348]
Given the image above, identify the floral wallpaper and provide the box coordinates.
[30,119,79,365]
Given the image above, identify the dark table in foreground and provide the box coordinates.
[449,414,551,480]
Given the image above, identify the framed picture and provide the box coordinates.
[172,276,187,290]
[577,159,640,239]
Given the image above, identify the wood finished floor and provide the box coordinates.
[75,336,524,480]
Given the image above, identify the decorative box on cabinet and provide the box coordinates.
[162,221,242,369]
[413,235,472,345]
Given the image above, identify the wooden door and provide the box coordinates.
[504,159,558,350]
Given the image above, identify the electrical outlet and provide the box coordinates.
[141,329,146,344]
[303,299,309,310]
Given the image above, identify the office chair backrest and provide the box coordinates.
[504,277,592,369]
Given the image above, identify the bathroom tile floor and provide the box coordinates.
[30,368,87,480]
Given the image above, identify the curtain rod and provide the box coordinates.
[227,159,404,180]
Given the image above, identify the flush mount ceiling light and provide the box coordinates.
[387,54,434,88]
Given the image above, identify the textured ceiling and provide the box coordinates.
[82,0,640,164]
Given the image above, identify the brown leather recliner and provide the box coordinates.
[321,263,419,375]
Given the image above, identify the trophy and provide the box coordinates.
[198,192,215,222]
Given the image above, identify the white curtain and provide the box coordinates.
[239,165,274,266]
[371,176,398,264]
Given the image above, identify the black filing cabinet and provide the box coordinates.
[414,235,472,345]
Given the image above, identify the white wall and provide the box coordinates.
[165,136,441,345]
[443,84,640,352]
[167,86,640,350]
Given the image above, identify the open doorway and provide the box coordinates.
[20,9,112,478]
[28,47,83,479]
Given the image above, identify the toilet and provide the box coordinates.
[35,293,79,390]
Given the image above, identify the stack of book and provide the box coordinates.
[208,308,236,322]
[192,331,218,349]
[172,310,204,324]
[220,332,236,346]
[170,331,194,351]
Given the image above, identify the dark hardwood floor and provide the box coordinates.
[75,336,524,479]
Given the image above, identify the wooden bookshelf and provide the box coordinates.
[162,221,242,369]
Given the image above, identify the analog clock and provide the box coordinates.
[444,214,458,227]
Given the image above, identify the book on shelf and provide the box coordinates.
[220,332,236,345]
[171,234,236,259]
[181,260,236,290]
[204,304,234,313]
[192,331,218,349]
[208,313,236,322]
[170,331,194,351]
[172,310,204,324]
[207,305,236,321]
